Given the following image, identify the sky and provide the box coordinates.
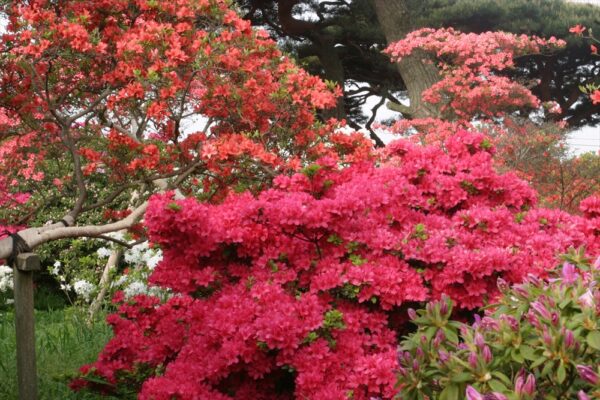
[566,125,600,155]
[362,96,600,155]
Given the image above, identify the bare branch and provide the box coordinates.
[60,125,87,218]
[81,183,138,213]
[0,202,148,260]
[91,235,145,249]
[386,98,417,118]
[66,88,113,124]
[365,95,386,147]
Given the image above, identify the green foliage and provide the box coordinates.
[301,163,322,178]
[33,286,69,311]
[397,251,600,399]
[238,0,600,128]
[418,0,600,38]
[39,238,104,281]
[0,308,111,399]
[323,309,345,330]
[303,309,346,349]
[412,223,429,240]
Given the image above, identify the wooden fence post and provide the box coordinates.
[13,252,40,400]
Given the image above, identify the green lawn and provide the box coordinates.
[0,308,112,399]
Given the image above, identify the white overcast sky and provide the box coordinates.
[566,126,600,155]
[363,96,599,155]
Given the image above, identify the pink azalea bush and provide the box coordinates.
[73,132,599,399]
[385,28,565,120]
[397,250,600,400]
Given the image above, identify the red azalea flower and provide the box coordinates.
[569,25,586,36]
[590,90,600,105]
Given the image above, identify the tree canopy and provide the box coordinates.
[236,0,600,131]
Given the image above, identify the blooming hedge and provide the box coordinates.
[74,132,599,399]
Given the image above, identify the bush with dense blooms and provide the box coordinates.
[72,132,599,399]
[397,250,600,400]
[0,264,13,308]
[45,238,166,305]
[494,119,600,213]
[382,27,598,213]
[103,239,167,300]
[384,28,565,122]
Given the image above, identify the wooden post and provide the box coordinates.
[13,253,40,400]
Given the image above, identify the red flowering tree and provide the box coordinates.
[382,27,598,212]
[381,28,568,152]
[494,118,600,213]
[0,0,373,259]
[384,28,565,123]
[571,25,600,106]
[74,131,599,399]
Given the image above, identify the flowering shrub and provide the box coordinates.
[0,0,375,266]
[397,250,600,400]
[105,240,168,300]
[73,132,599,399]
[382,28,598,213]
[0,0,375,314]
[0,264,13,309]
[46,237,167,305]
[72,279,96,303]
[385,28,565,121]
[569,25,600,105]
[42,238,108,305]
[495,119,600,213]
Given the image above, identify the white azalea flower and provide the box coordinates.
[73,280,96,302]
[0,265,13,292]
[124,281,148,298]
[96,247,113,258]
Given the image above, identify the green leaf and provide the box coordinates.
[558,298,571,309]
[511,348,524,363]
[443,326,459,344]
[327,234,343,245]
[349,254,367,266]
[488,379,507,392]
[166,202,181,212]
[556,362,566,384]
[424,326,438,341]
[492,371,512,386]
[80,374,112,386]
[450,372,473,383]
[530,356,547,369]
[439,383,460,400]
[586,331,600,351]
[323,309,345,330]
[302,164,321,178]
[301,164,321,178]
[519,345,538,361]
[541,360,554,377]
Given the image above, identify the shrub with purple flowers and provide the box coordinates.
[396,249,600,400]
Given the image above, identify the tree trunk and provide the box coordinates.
[276,0,346,120]
[87,249,123,325]
[371,0,441,119]
[314,36,347,120]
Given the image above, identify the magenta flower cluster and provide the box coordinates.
[74,132,598,399]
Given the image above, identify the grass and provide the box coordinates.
[0,307,112,399]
